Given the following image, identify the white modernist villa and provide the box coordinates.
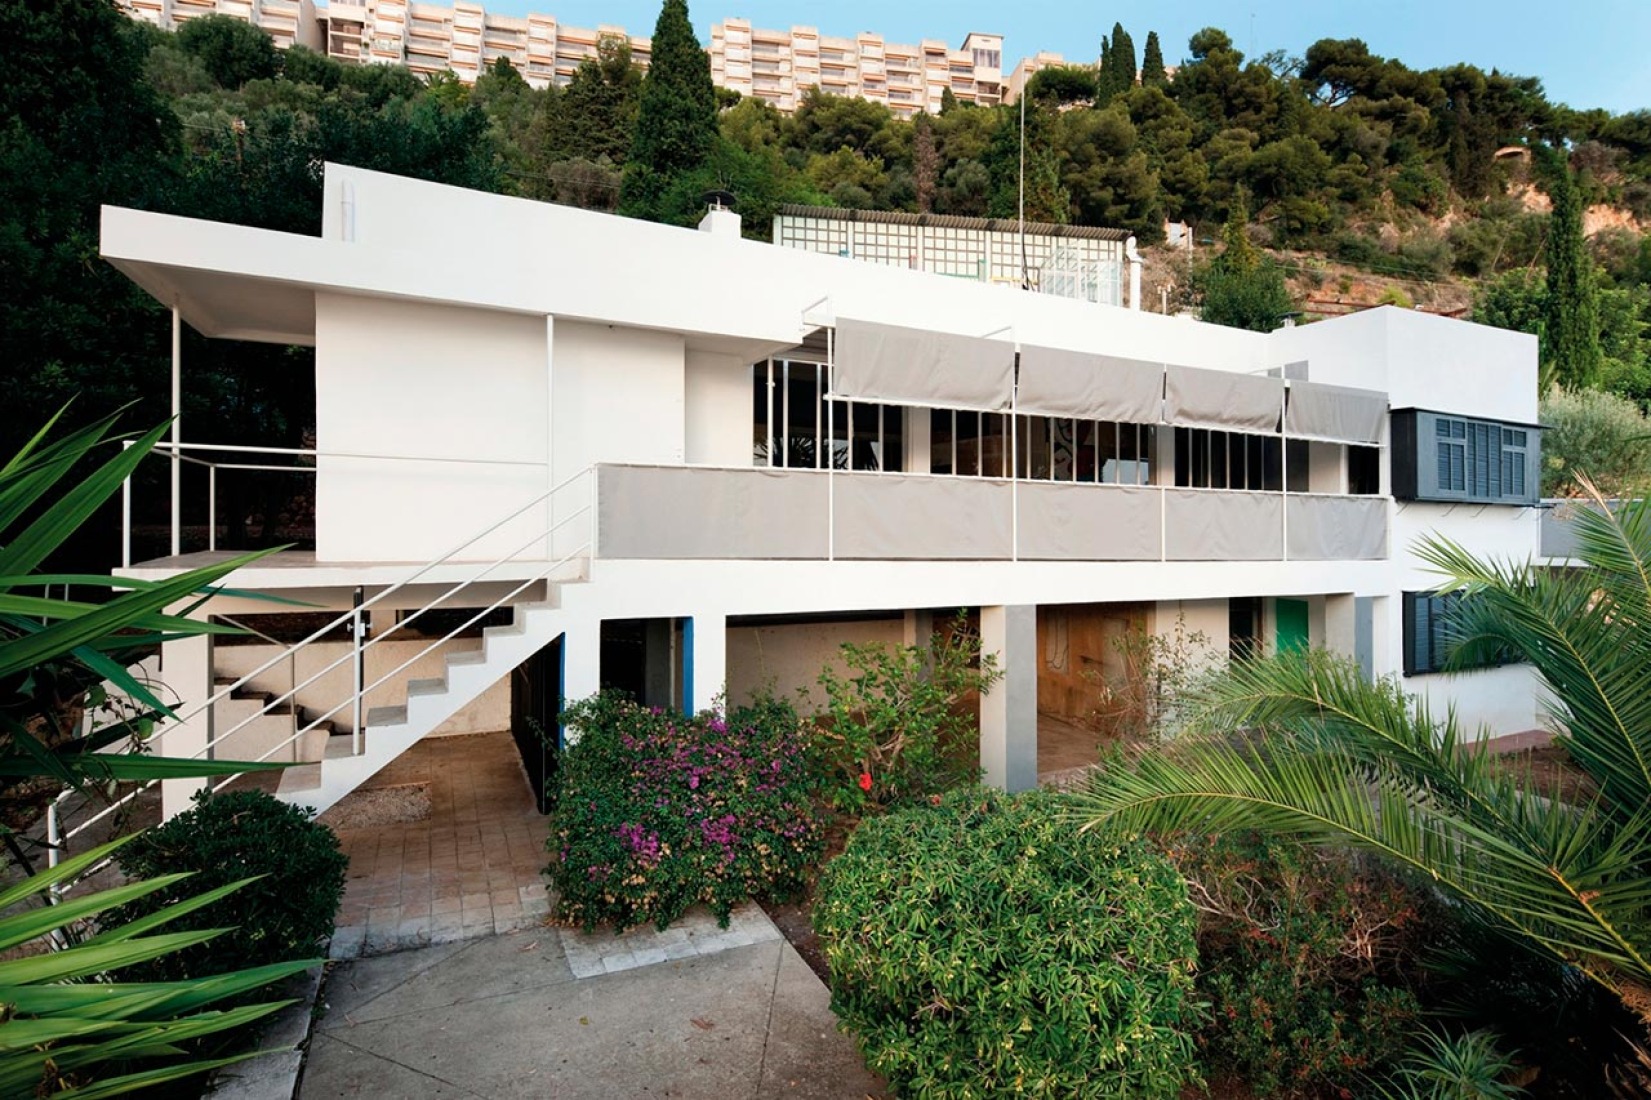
[95,164,1545,820]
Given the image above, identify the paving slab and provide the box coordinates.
[301,911,886,1100]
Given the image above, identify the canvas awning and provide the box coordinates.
[1285,382,1388,444]
[1164,365,1284,433]
[831,318,1015,410]
[1016,346,1164,423]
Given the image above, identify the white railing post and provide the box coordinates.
[351,588,365,754]
[207,465,217,553]
[45,803,61,905]
[121,440,133,569]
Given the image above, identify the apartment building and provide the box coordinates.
[117,0,322,50]
[315,1,649,87]
[710,18,1002,117]
[1004,50,1069,104]
[97,164,1543,823]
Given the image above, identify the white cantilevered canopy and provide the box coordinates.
[1015,346,1164,423]
[1164,365,1284,433]
[831,317,1016,411]
[1285,382,1388,444]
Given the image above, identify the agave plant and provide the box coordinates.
[1072,482,1651,1023]
[0,408,287,799]
[0,835,319,1098]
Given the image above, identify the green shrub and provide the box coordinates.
[1196,258,1295,332]
[549,692,824,932]
[109,788,347,982]
[815,787,1200,1099]
[1169,833,1435,1096]
[814,616,1001,815]
[1538,386,1651,497]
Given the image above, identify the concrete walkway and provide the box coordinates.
[300,906,887,1100]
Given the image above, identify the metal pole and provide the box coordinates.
[171,304,181,558]
[45,803,60,905]
[1018,92,1028,288]
[352,586,365,754]
[207,465,217,553]
[121,440,133,569]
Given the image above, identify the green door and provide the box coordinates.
[1275,598,1310,654]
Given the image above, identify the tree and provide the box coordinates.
[1543,151,1604,390]
[1111,23,1137,94]
[0,0,178,476]
[618,0,716,223]
[1073,494,1651,1038]
[1140,31,1168,87]
[912,113,938,213]
[1026,65,1098,107]
[539,36,640,167]
[176,13,279,89]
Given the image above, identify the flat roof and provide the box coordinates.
[775,205,1131,242]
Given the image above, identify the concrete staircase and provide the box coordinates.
[264,594,570,816]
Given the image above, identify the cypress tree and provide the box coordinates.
[1542,152,1602,390]
[1141,31,1168,86]
[1096,35,1113,101]
[1113,23,1137,91]
[618,0,716,221]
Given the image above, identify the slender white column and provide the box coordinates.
[689,611,727,712]
[979,604,1038,792]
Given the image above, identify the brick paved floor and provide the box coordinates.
[321,732,552,958]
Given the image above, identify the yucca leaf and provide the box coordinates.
[0,929,232,985]
[0,873,193,953]
[0,419,172,578]
[0,958,315,1020]
[0,837,138,911]
[45,1050,273,1100]
[0,550,271,682]
[0,754,288,780]
[79,876,262,946]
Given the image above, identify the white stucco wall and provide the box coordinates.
[726,617,905,712]
[314,292,549,562]
[684,352,752,467]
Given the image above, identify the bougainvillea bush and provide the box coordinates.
[547,692,824,933]
[814,787,1201,1099]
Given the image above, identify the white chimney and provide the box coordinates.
[698,194,741,239]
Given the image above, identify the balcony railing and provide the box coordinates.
[594,465,1388,564]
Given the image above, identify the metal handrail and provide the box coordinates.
[51,466,596,876]
[215,613,300,758]
[203,524,590,789]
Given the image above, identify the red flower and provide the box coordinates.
[858,772,873,792]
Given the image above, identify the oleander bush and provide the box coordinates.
[813,615,1002,815]
[548,692,824,933]
[814,787,1200,1099]
[109,788,347,982]
[1169,832,1437,1096]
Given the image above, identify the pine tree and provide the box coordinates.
[618,0,716,221]
[1542,152,1603,390]
[1141,31,1168,86]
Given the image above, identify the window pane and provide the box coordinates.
[930,409,954,475]
[957,410,981,476]
[752,362,771,466]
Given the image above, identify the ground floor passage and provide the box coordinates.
[595,593,1374,788]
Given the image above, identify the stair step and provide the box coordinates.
[406,678,447,698]
[446,650,487,667]
[278,762,323,793]
[365,705,407,728]
[324,737,357,760]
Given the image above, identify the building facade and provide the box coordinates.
[709,20,1002,117]
[100,164,1544,823]
[115,0,1004,108]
